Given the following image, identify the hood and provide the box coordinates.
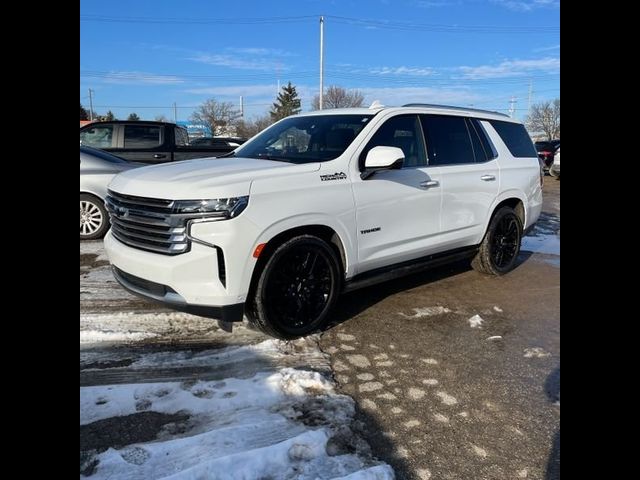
[108,157,320,199]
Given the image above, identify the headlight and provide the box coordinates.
[172,196,249,219]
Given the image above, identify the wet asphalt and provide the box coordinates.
[319,178,560,480]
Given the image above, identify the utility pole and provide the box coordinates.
[508,96,517,118]
[88,88,94,121]
[319,16,324,110]
[527,79,533,116]
[240,95,244,118]
[173,102,177,123]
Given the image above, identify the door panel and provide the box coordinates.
[351,114,443,274]
[352,167,443,273]
[438,161,500,246]
[419,114,500,248]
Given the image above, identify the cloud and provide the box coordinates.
[82,71,184,85]
[186,84,282,97]
[490,0,559,12]
[226,47,295,57]
[414,1,459,7]
[370,66,434,76]
[189,53,288,71]
[358,86,481,107]
[533,44,560,52]
[188,46,294,71]
[458,57,560,79]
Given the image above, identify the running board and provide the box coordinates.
[343,246,478,293]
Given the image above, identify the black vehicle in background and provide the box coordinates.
[535,140,560,170]
[80,121,236,163]
[189,137,247,147]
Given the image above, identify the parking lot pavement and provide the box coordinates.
[320,178,560,480]
[80,179,559,479]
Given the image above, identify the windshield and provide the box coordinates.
[234,114,374,163]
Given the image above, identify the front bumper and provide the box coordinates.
[111,265,244,322]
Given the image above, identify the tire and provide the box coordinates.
[80,194,110,240]
[472,206,523,276]
[246,235,342,339]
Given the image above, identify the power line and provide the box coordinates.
[80,13,559,34]
[80,14,318,25]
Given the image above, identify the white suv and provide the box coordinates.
[104,104,542,339]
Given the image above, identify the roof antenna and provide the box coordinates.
[369,100,384,109]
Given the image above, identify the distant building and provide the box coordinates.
[176,121,212,138]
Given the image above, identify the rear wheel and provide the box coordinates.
[80,194,110,240]
[246,235,342,339]
[472,207,522,275]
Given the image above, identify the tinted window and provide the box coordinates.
[175,127,189,147]
[361,115,426,169]
[236,114,373,163]
[420,115,474,166]
[471,119,498,160]
[490,120,537,158]
[466,119,488,163]
[80,125,114,149]
[124,125,162,148]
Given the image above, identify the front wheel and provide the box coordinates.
[472,206,523,275]
[80,194,110,240]
[246,235,342,339]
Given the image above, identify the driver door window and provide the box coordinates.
[360,115,427,169]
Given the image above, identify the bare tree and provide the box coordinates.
[155,114,169,122]
[311,85,365,110]
[233,114,274,139]
[190,99,241,136]
[526,99,560,140]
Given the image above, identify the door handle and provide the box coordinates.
[480,175,496,181]
[153,154,167,159]
[420,180,440,188]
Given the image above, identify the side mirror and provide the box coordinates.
[361,146,405,180]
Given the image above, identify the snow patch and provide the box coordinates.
[436,391,458,406]
[468,315,484,328]
[524,347,551,358]
[80,330,158,344]
[398,306,451,318]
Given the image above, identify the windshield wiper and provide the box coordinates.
[217,151,236,158]
[252,154,292,162]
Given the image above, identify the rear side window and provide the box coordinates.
[489,120,537,158]
[420,114,475,166]
[175,127,189,147]
[466,119,488,163]
[470,119,498,160]
[124,125,162,148]
[80,125,114,149]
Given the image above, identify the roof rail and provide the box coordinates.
[401,103,510,118]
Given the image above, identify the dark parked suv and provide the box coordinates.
[535,140,560,170]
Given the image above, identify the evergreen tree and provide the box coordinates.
[80,103,89,121]
[127,113,140,121]
[105,110,116,121]
[270,82,301,121]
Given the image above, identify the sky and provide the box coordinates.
[80,0,560,123]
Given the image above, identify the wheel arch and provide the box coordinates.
[239,218,353,303]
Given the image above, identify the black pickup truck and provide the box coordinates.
[79,121,237,163]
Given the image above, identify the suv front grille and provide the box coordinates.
[105,190,189,255]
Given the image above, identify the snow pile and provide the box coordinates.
[81,367,394,479]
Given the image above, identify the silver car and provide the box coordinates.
[80,146,142,240]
